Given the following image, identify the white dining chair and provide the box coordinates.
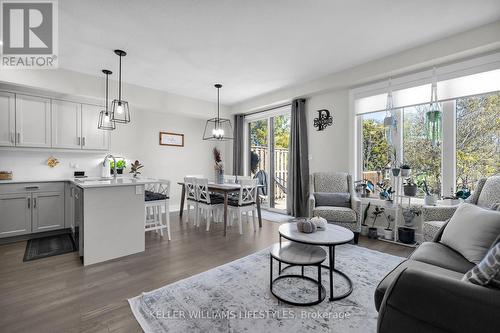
[228,178,259,234]
[224,175,236,183]
[184,176,198,225]
[144,180,171,240]
[194,178,224,231]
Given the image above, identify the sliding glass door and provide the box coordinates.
[247,108,290,212]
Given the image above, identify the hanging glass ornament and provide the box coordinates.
[426,68,442,147]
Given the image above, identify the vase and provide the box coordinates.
[368,227,378,239]
[384,229,393,240]
[424,194,437,206]
[361,225,369,236]
[400,168,411,177]
[215,169,224,184]
[403,185,418,197]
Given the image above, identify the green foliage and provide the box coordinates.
[249,114,290,149]
[362,119,389,171]
[110,160,126,169]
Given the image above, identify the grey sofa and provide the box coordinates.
[423,175,500,241]
[375,228,500,333]
[308,172,361,243]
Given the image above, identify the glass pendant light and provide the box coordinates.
[202,84,234,141]
[98,69,116,130]
[383,78,397,146]
[425,67,442,147]
[111,49,130,123]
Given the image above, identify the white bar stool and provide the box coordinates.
[144,180,171,240]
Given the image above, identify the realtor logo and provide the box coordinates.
[1,0,58,68]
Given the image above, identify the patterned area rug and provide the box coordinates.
[260,210,294,223]
[129,245,404,333]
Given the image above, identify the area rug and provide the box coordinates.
[129,245,404,333]
[23,233,76,261]
[260,210,294,223]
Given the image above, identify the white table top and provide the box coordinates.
[279,222,354,246]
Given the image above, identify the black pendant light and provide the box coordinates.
[203,84,233,141]
[111,49,130,123]
[98,69,116,130]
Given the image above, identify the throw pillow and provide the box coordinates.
[440,203,500,264]
[314,192,351,207]
[462,242,500,289]
[491,203,500,211]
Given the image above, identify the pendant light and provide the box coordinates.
[383,78,397,146]
[202,84,234,141]
[425,67,442,147]
[98,69,116,130]
[111,49,130,123]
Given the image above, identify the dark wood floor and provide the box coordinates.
[0,214,414,333]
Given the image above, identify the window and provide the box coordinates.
[403,105,442,196]
[361,111,389,187]
[456,93,500,190]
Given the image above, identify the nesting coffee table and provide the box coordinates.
[278,222,354,301]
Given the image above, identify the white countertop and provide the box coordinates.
[0,176,161,189]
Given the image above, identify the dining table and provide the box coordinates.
[177,182,263,236]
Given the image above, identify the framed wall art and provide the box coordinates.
[159,132,184,147]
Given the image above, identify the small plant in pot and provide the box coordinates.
[403,178,418,197]
[420,179,436,206]
[369,206,385,239]
[361,202,371,236]
[110,160,126,175]
[400,163,411,177]
[384,214,395,240]
[389,148,400,176]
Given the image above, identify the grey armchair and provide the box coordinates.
[309,172,361,243]
[423,175,500,241]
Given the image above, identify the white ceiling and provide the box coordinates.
[59,0,500,105]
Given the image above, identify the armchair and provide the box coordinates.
[423,175,500,241]
[309,172,361,243]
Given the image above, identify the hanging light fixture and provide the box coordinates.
[425,67,442,147]
[383,78,397,146]
[98,69,116,130]
[202,84,234,141]
[111,49,130,123]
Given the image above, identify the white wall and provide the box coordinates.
[0,69,231,210]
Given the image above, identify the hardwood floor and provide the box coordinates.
[0,214,414,333]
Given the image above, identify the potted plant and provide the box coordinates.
[369,206,385,239]
[400,163,411,177]
[384,214,395,240]
[110,160,126,175]
[403,178,418,197]
[130,160,143,178]
[361,202,370,236]
[420,179,437,206]
[389,147,400,176]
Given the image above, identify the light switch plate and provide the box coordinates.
[135,186,144,195]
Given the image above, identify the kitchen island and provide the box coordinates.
[0,177,160,266]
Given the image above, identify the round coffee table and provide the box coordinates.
[278,222,354,301]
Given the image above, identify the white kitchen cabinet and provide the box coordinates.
[15,94,51,147]
[52,100,82,149]
[0,193,32,237]
[32,191,65,232]
[0,91,15,146]
[81,104,109,150]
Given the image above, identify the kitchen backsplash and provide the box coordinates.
[0,150,107,180]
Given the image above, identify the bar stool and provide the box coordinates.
[270,241,326,306]
[144,180,171,240]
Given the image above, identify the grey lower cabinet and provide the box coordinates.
[32,191,64,232]
[0,182,66,238]
[0,193,31,237]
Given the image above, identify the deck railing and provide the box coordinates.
[251,146,288,200]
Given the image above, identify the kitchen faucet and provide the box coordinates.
[103,154,117,179]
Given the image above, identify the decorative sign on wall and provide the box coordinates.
[313,109,333,131]
[159,132,184,147]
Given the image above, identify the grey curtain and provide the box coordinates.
[232,114,245,175]
[287,99,309,217]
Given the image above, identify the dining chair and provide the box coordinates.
[228,178,259,234]
[194,178,224,231]
[224,175,236,183]
[184,176,198,225]
[144,180,171,240]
